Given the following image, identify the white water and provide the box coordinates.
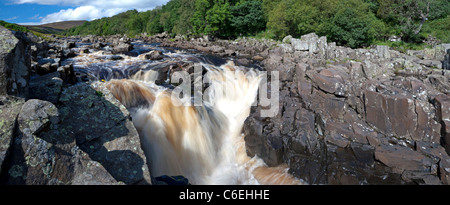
[71,48,303,185]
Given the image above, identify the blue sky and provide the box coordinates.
[0,0,170,25]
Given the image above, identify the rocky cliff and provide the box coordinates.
[243,34,450,185]
[0,26,152,185]
[149,32,450,185]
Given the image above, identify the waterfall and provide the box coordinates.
[105,62,303,185]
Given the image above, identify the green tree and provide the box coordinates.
[321,0,382,48]
[266,1,289,38]
[192,0,212,35]
[230,0,266,37]
[378,0,449,42]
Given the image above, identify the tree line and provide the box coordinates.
[64,0,449,48]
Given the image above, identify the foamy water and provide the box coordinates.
[70,43,303,185]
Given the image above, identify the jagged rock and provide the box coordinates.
[374,144,441,185]
[29,72,63,104]
[57,64,77,84]
[0,26,31,98]
[0,96,25,174]
[62,41,76,49]
[291,37,309,51]
[434,94,450,154]
[443,49,450,70]
[310,68,348,96]
[428,75,450,94]
[0,83,152,185]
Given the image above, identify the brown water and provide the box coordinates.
[68,42,303,185]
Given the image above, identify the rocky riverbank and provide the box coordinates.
[145,32,450,184]
[1,25,450,185]
[0,26,152,185]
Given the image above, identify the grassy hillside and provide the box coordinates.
[23,20,87,34]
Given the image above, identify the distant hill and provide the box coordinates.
[24,20,87,34]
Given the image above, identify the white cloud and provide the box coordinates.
[5,16,19,21]
[40,6,125,23]
[13,0,170,24]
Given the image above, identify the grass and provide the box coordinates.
[373,40,430,53]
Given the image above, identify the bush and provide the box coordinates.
[422,15,450,43]
[320,0,382,48]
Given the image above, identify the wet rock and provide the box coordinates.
[0,26,31,98]
[138,50,164,60]
[62,41,76,49]
[113,42,133,54]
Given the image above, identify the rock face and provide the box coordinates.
[5,81,151,184]
[0,26,31,98]
[0,29,152,185]
[1,83,152,185]
[444,49,450,70]
[241,33,450,185]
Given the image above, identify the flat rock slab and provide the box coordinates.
[375,144,433,174]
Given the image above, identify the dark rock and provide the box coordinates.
[1,83,152,185]
[440,158,450,185]
[433,94,450,154]
[62,49,76,58]
[374,144,440,184]
[93,42,106,50]
[364,85,419,139]
[154,175,190,185]
[57,64,77,84]
[0,26,31,98]
[444,49,450,70]
[62,41,76,49]
[0,97,25,174]
[80,48,90,54]
[310,70,346,96]
[29,72,63,104]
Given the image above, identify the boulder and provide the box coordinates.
[291,38,309,51]
[0,26,31,98]
[113,42,133,54]
[138,50,164,60]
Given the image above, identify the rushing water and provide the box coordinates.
[64,40,303,185]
